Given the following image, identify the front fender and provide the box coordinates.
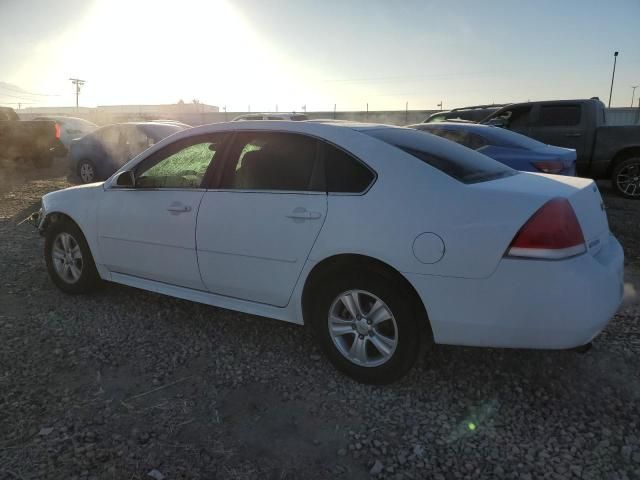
[39,183,105,268]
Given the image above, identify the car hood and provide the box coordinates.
[42,181,104,209]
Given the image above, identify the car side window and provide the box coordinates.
[539,105,582,127]
[134,135,225,189]
[123,127,153,157]
[497,106,532,130]
[98,126,121,144]
[221,132,320,191]
[324,143,374,193]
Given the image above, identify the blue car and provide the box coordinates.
[410,122,576,176]
[70,122,187,183]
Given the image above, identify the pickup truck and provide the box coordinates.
[0,106,66,168]
[481,99,640,198]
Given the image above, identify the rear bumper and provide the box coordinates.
[406,235,624,349]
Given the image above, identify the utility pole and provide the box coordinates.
[333,103,336,119]
[632,86,638,108]
[366,102,369,121]
[405,101,408,124]
[69,78,85,110]
[608,51,618,108]
[437,101,443,111]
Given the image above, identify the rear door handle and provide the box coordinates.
[167,204,192,214]
[286,207,322,220]
[564,133,582,137]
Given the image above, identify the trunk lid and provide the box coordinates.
[474,172,610,256]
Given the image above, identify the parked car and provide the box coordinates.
[70,122,187,183]
[232,113,309,121]
[35,121,623,384]
[150,119,192,129]
[411,122,576,175]
[481,99,640,198]
[0,106,66,167]
[33,116,98,153]
[424,104,506,124]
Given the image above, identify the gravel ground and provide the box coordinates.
[1,164,639,480]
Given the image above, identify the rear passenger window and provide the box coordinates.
[324,144,374,193]
[539,105,581,126]
[222,132,320,191]
[423,129,487,151]
[365,127,515,184]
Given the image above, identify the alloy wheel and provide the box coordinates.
[616,161,640,198]
[51,232,83,284]
[79,162,95,183]
[328,289,398,367]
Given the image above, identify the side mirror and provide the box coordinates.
[115,170,135,187]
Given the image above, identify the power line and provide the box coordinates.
[0,84,60,97]
[0,91,43,102]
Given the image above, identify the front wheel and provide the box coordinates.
[44,219,101,294]
[612,157,640,199]
[309,268,424,384]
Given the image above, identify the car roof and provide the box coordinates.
[410,122,550,150]
[449,104,507,112]
[144,120,403,145]
[34,115,97,124]
[412,121,496,131]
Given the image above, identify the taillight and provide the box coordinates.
[54,123,61,139]
[532,161,564,174]
[506,198,586,260]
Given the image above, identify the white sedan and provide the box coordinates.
[36,121,624,383]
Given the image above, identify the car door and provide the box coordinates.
[196,131,327,307]
[97,133,226,289]
[528,104,587,169]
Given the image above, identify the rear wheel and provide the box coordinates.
[78,159,97,183]
[612,157,640,199]
[309,268,423,384]
[44,219,101,294]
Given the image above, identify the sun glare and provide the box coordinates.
[16,0,305,109]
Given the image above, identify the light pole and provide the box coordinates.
[608,51,619,108]
[632,86,638,108]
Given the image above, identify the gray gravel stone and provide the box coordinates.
[1,167,640,480]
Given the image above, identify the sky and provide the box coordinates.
[1,0,639,111]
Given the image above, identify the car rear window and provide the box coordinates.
[364,127,516,184]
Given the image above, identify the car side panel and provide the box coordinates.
[40,184,111,280]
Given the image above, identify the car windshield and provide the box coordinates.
[364,127,516,184]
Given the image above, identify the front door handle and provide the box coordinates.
[564,133,582,137]
[167,204,192,214]
[286,207,322,221]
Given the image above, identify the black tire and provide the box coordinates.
[308,267,424,384]
[611,156,640,199]
[44,219,101,294]
[77,159,97,184]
